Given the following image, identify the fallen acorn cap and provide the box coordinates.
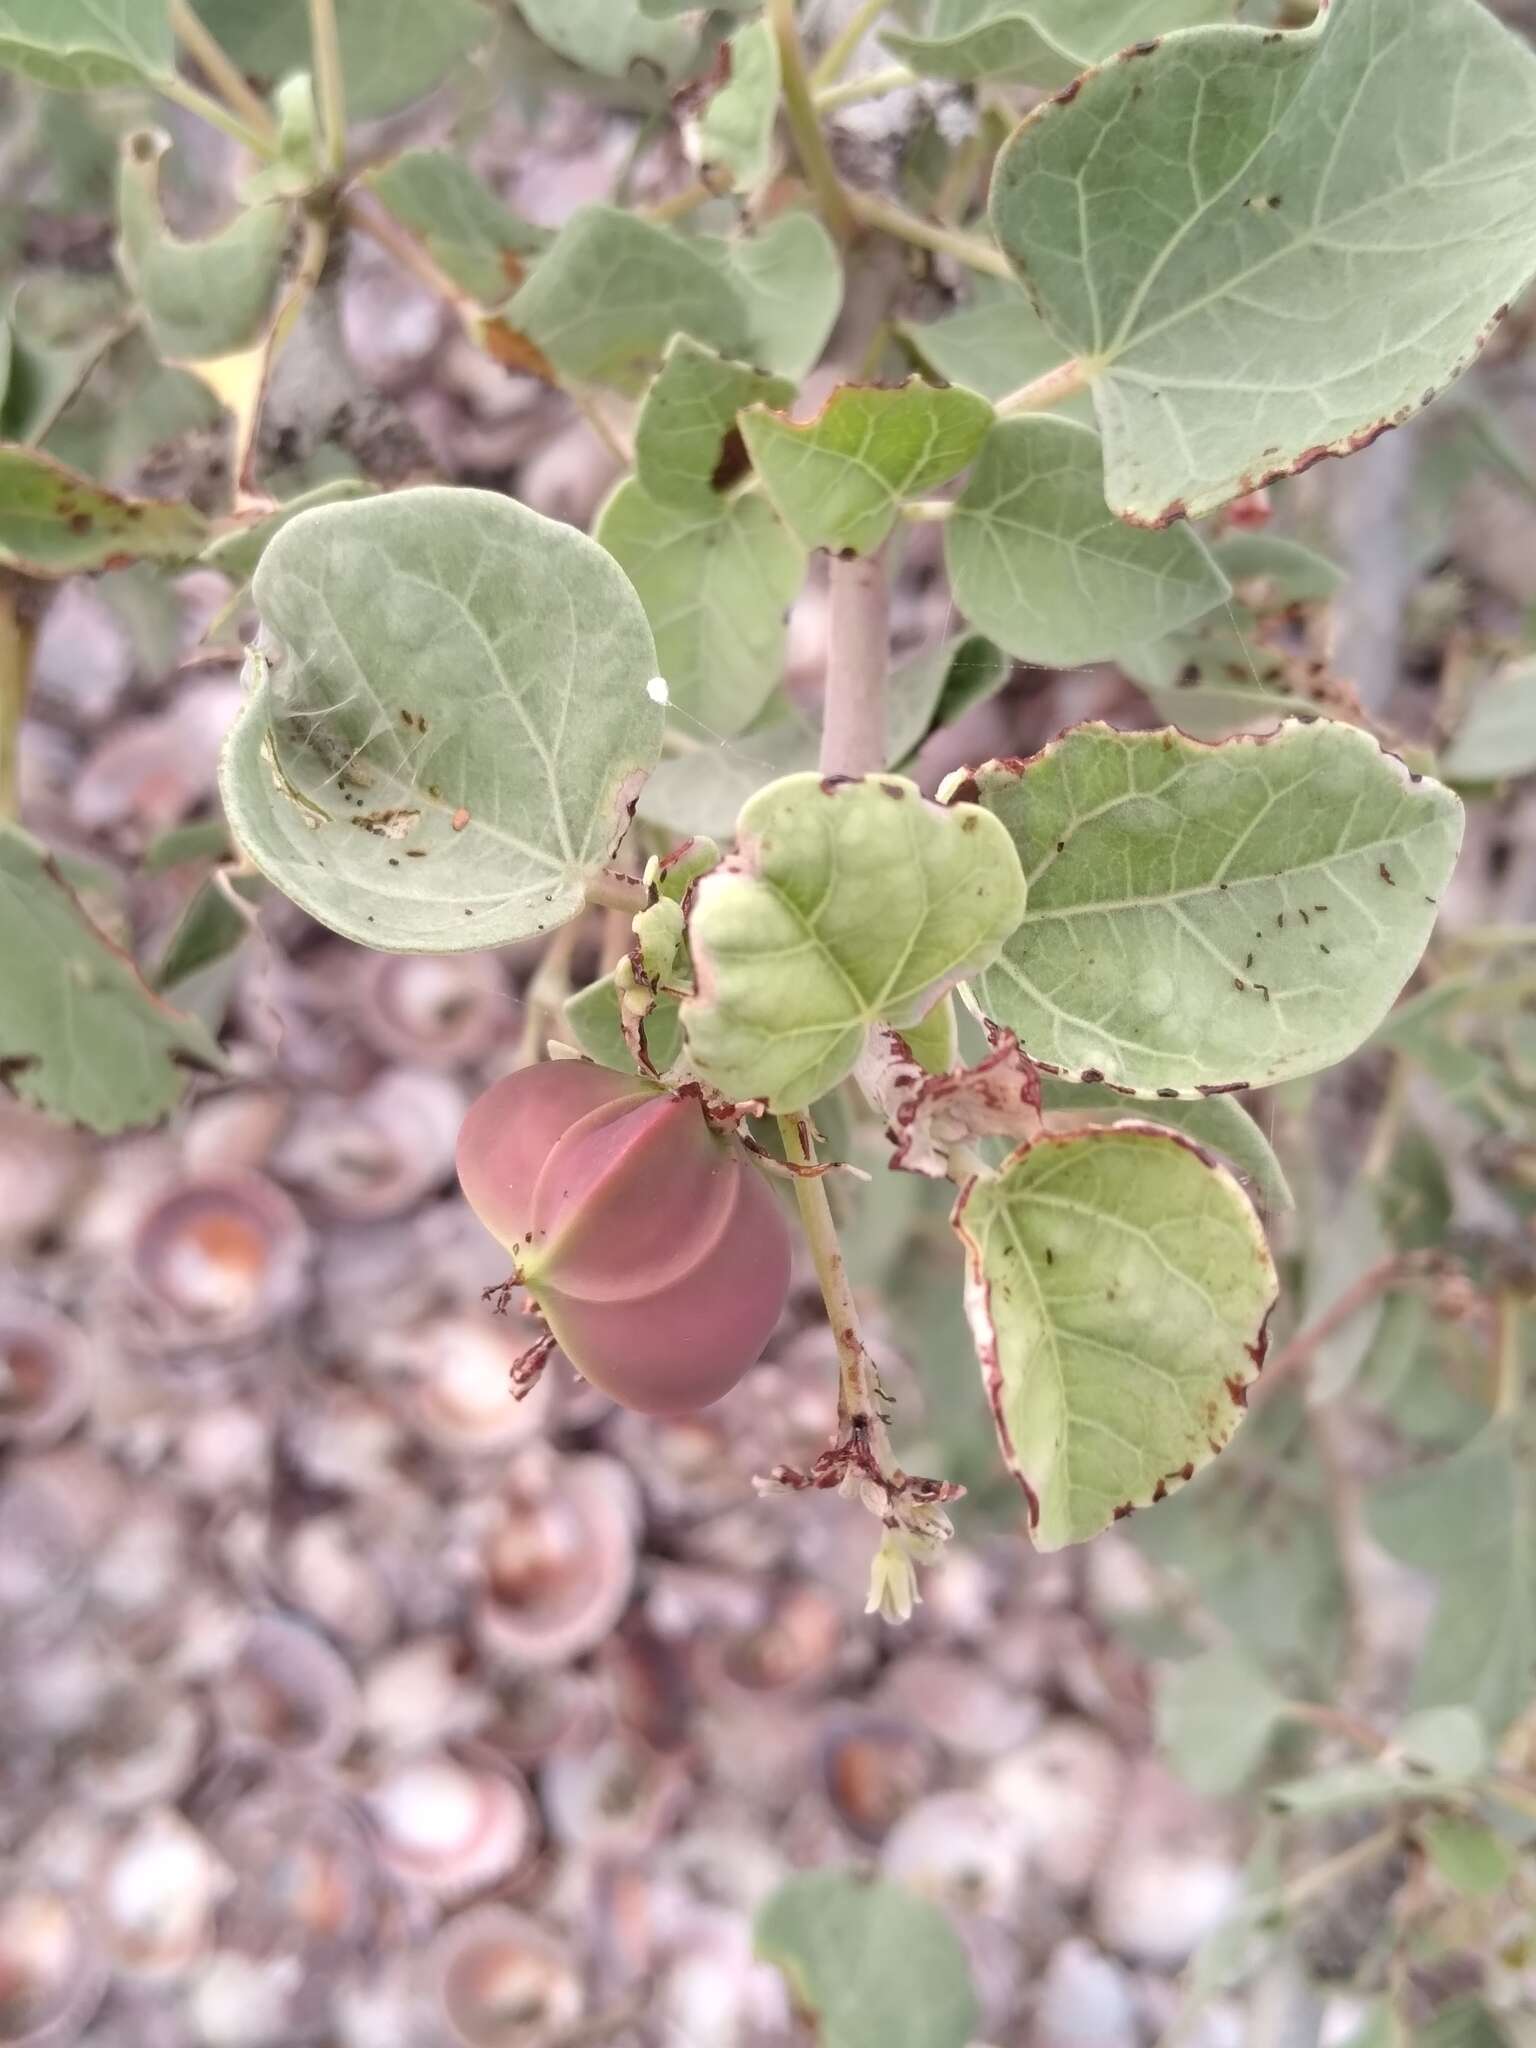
[456,1062,791,1415]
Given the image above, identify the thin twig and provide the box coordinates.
[995,356,1092,416]
[768,0,856,243]
[815,64,916,112]
[517,921,582,1068]
[158,71,278,156]
[844,187,1012,277]
[1257,1251,1447,1398]
[778,1113,888,1440]
[168,0,279,144]
[0,582,38,824]
[821,550,889,778]
[810,0,893,86]
[307,0,347,176]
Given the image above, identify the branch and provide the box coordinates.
[820,550,889,779]
[0,580,39,824]
[995,357,1091,416]
[1257,1251,1450,1398]
[768,0,856,243]
[810,0,892,86]
[168,0,278,147]
[307,0,347,176]
[844,188,1013,278]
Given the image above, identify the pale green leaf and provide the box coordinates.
[953,1123,1276,1549]
[220,488,663,952]
[691,17,779,191]
[703,212,843,382]
[634,336,794,512]
[1419,1816,1516,1899]
[636,715,817,839]
[0,0,170,88]
[900,275,1091,411]
[596,478,804,738]
[117,131,288,363]
[967,720,1464,1096]
[682,772,1027,1109]
[1368,1425,1535,1737]
[1304,1182,1390,1400]
[504,206,750,393]
[1119,535,1350,737]
[0,822,224,1133]
[363,152,549,307]
[1271,1707,1487,1815]
[755,1873,979,2048]
[888,633,1010,765]
[516,0,695,80]
[741,378,993,557]
[991,0,1536,524]
[945,417,1227,666]
[192,0,490,118]
[154,870,260,993]
[1218,534,1345,608]
[885,0,1228,86]
[1441,662,1536,784]
[239,73,322,205]
[0,446,209,575]
[563,975,683,1076]
[1416,1999,1514,2048]
[1157,1644,1289,1796]
[201,480,376,587]
[1040,1074,1293,1212]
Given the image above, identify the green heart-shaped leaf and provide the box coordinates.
[682,772,1027,1108]
[0,447,209,575]
[945,417,1227,666]
[0,0,171,88]
[117,131,289,363]
[634,337,794,512]
[755,1874,980,2048]
[0,822,225,1133]
[991,0,1536,524]
[885,0,1227,87]
[965,720,1463,1096]
[504,206,751,393]
[741,379,994,557]
[595,478,804,736]
[954,1122,1277,1549]
[363,152,550,306]
[220,488,663,951]
[690,17,780,190]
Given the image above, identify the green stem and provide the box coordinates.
[307,0,347,175]
[845,187,1012,277]
[810,0,893,86]
[158,71,278,156]
[815,64,916,112]
[995,356,1091,416]
[778,1113,886,1438]
[517,920,582,1067]
[0,582,36,824]
[167,0,278,145]
[584,869,648,915]
[768,0,856,243]
[821,550,889,779]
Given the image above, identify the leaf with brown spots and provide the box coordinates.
[954,1123,1276,1548]
[991,0,1536,522]
[0,446,208,576]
